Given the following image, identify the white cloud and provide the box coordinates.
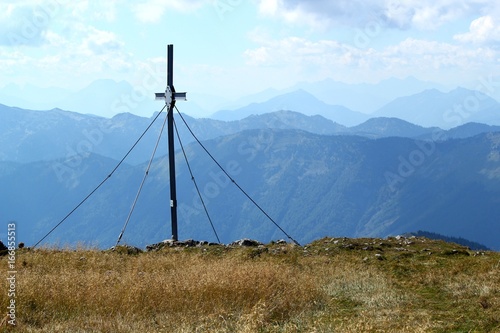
[90,1,119,22]
[0,1,137,89]
[243,34,500,84]
[0,2,49,46]
[244,35,374,71]
[454,15,500,45]
[82,27,124,55]
[132,0,166,23]
[0,49,29,69]
[256,0,498,31]
[132,0,211,23]
[43,29,65,47]
[0,21,133,89]
[0,1,122,47]
[62,25,132,74]
[258,0,279,15]
[382,0,479,30]
[244,46,271,66]
[382,38,496,69]
[257,0,380,29]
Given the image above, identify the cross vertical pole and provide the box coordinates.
[156,44,186,241]
[166,44,178,241]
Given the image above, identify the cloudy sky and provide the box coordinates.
[1,0,500,101]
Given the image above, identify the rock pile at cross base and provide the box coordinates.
[144,238,286,251]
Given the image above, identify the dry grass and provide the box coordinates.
[1,237,499,332]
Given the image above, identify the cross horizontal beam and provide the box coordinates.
[155,91,187,102]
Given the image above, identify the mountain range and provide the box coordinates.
[211,89,369,126]
[375,87,500,129]
[1,104,500,250]
[214,86,500,129]
[2,80,500,249]
[2,103,500,165]
[270,76,447,113]
[0,79,209,119]
[2,77,499,123]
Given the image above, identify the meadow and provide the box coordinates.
[1,236,499,332]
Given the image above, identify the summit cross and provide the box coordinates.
[155,44,186,241]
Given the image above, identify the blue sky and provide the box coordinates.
[1,0,499,102]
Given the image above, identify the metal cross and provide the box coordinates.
[155,44,186,241]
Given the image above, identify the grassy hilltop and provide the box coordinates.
[1,236,499,332]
